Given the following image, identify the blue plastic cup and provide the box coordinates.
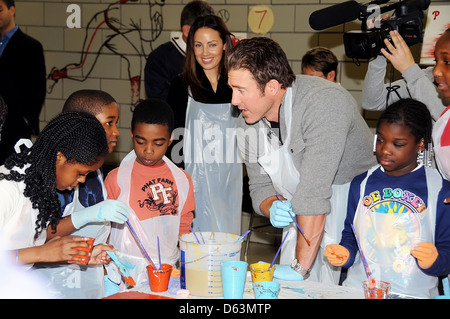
[253,281,280,299]
[221,260,248,299]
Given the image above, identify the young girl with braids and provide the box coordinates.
[325,99,450,298]
[0,112,128,272]
[33,90,126,299]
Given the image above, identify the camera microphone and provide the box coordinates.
[309,1,362,31]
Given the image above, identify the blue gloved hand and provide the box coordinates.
[269,200,293,228]
[104,275,121,297]
[273,264,304,281]
[71,199,129,229]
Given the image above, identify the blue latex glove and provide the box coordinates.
[269,200,293,228]
[71,199,129,229]
[104,275,121,297]
[273,264,304,281]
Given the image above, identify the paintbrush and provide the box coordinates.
[275,193,311,246]
[197,227,206,244]
[351,224,375,286]
[189,225,201,244]
[157,236,162,270]
[234,229,251,243]
[126,220,156,269]
[107,251,136,287]
[270,230,290,269]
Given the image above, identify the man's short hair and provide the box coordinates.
[227,37,296,92]
[180,0,215,28]
[301,47,338,80]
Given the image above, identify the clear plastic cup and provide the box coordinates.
[363,280,390,299]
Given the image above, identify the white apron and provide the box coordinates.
[184,96,243,235]
[32,169,109,299]
[1,168,47,266]
[258,88,348,284]
[108,151,189,287]
[0,140,47,269]
[432,106,450,181]
[344,165,439,298]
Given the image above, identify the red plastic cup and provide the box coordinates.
[147,264,173,292]
[69,237,95,265]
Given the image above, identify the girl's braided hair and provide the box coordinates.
[1,112,109,238]
[377,98,432,150]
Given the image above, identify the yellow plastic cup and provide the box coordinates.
[250,262,274,283]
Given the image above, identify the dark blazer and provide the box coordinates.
[144,40,185,101]
[0,28,46,164]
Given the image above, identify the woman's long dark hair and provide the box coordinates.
[183,14,233,101]
[1,112,109,238]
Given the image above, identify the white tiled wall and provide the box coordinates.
[14,0,446,165]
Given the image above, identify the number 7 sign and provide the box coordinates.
[248,5,274,34]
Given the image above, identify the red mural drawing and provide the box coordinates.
[48,0,165,109]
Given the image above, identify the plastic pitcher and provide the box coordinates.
[180,232,242,297]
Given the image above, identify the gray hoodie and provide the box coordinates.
[237,75,376,216]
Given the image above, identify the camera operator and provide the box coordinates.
[362,29,449,121]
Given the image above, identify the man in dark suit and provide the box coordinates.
[0,0,46,164]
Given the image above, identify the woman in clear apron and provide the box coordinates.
[184,96,242,234]
[254,87,348,284]
[166,15,242,235]
[108,150,189,286]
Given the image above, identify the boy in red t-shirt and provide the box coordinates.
[105,99,195,288]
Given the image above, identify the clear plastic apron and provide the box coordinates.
[108,151,188,286]
[32,169,109,299]
[184,95,243,235]
[432,106,450,181]
[344,165,439,298]
[257,88,348,284]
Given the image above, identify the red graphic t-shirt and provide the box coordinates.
[104,161,195,236]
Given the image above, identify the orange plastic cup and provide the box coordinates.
[69,237,95,265]
[147,264,173,292]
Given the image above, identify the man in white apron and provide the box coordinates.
[227,37,376,284]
